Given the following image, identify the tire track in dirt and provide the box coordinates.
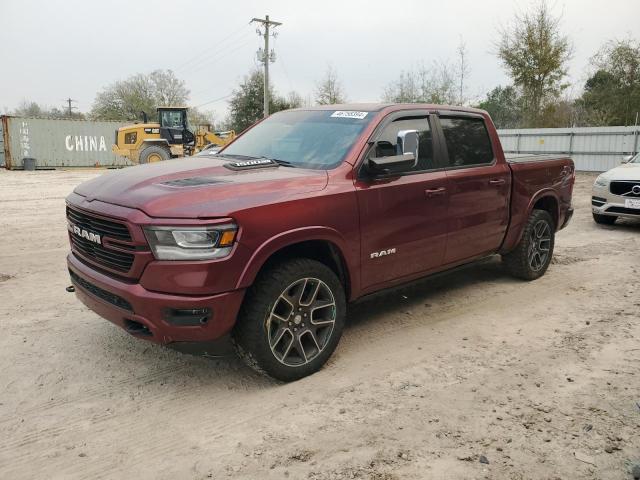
[1,250,631,478]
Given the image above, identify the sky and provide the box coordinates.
[1,0,638,120]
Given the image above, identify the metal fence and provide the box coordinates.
[0,120,4,167]
[497,126,640,172]
[1,116,133,169]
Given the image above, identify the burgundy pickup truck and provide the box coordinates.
[66,104,574,380]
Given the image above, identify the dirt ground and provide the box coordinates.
[0,169,638,480]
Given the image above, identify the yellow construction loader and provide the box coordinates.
[112,107,236,164]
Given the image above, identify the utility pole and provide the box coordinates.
[251,15,282,118]
[64,98,77,118]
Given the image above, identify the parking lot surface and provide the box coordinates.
[0,169,638,479]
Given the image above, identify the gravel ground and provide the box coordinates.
[0,169,638,479]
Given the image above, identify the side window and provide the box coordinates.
[373,116,435,172]
[440,117,494,168]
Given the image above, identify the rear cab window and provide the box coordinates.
[439,116,494,168]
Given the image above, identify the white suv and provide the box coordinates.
[592,153,640,224]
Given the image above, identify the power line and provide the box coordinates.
[273,35,294,94]
[181,36,257,77]
[174,22,254,74]
[194,92,234,108]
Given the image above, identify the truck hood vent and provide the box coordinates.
[161,177,229,187]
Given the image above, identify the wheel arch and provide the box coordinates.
[236,228,357,300]
[531,192,559,228]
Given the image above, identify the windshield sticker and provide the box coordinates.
[330,111,368,120]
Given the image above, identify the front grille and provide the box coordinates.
[67,206,131,240]
[69,269,133,312]
[610,181,640,197]
[67,206,134,272]
[606,206,640,215]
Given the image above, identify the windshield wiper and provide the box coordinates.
[214,153,297,169]
[247,155,297,168]
[215,153,296,167]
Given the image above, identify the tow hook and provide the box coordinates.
[66,285,75,293]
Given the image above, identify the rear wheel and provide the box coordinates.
[592,213,617,225]
[502,209,555,281]
[139,145,170,164]
[233,258,346,382]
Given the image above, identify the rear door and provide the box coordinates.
[435,113,511,264]
[354,111,449,291]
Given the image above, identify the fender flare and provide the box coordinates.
[526,188,561,225]
[501,188,561,254]
[235,226,358,296]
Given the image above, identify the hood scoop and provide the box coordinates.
[223,158,279,171]
[162,177,229,187]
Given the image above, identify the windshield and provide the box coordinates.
[220,110,373,169]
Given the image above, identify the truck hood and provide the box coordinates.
[73,157,329,218]
[602,163,640,180]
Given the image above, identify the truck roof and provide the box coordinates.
[291,103,487,116]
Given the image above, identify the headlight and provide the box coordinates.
[144,224,237,260]
[594,175,610,187]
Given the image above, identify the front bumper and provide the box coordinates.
[68,253,245,346]
[592,185,640,219]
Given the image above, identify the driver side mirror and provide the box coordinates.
[367,130,419,176]
[622,155,633,164]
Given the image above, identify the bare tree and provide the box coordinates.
[13,100,83,119]
[457,37,470,105]
[315,66,347,105]
[497,1,572,126]
[382,61,457,104]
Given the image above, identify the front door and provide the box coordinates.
[355,112,449,291]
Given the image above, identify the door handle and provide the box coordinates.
[425,187,446,198]
[489,178,506,186]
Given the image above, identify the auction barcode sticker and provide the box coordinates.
[330,111,368,119]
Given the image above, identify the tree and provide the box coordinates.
[12,100,84,119]
[382,61,457,104]
[226,69,301,132]
[497,1,572,126]
[187,107,216,128]
[476,86,523,129]
[90,70,189,121]
[315,66,347,105]
[577,39,640,126]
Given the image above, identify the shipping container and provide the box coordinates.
[498,126,640,172]
[1,116,135,169]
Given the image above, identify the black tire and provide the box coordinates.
[592,213,617,225]
[233,258,346,382]
[139,145,170,164]
[502,209,555,281]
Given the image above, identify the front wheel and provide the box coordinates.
[233,258,346,381]
[139,145,170,164]
[502,209,555,281]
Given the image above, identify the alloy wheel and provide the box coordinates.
[266,277,337,367]
[528,220,551,271]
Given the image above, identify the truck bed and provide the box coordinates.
[506,154,572,164]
